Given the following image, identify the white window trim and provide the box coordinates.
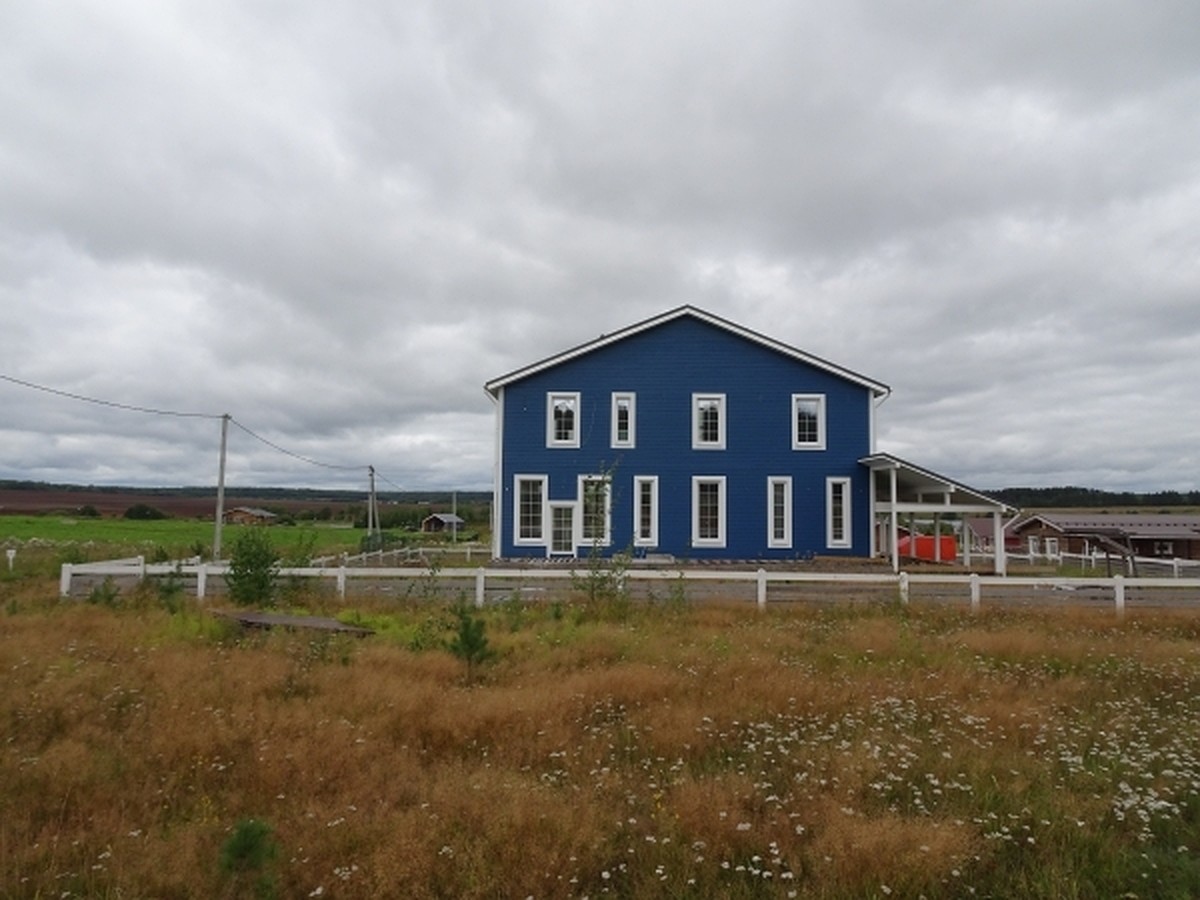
[611,392,636,449]
[792,393,826,450]
[513,474,548,546]
[578,474,612,547]
[546,391,581,448]
[691,476,727,548]
[767,476,793,549]
[633,476,659,547]
[826,476,852,549]
[692,393,726,450]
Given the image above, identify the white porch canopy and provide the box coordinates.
[860,453,1016,574]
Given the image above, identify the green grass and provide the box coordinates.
[0,514,372,559]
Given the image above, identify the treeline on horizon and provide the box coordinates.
[6,479,1200,510]
[988,486,1200,508]
[0,479,491,505]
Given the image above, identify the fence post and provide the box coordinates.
[337,565,347,599]
[197,563,207,599]
[756,568,767,610]
[5,548,15,571]
[137,555,146,582]
[898,572,909,605]
[1173,558,1181,579]
[60,563,72,598]
[1113,575,1125,619]
[475,567,486,609]
[969,572,980,614]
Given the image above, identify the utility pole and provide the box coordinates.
[367,465,379,540]
[213,413,230,560]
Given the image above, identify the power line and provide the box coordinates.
[0,373,220,419]
[2,373,401,484]
[228,417,368,473]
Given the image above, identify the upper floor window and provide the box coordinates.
[792,394,826,450]
[547,392,580,448]
[611,392,636,448]
[692,393,726,449]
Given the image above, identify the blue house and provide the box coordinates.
[485,306,1012,568]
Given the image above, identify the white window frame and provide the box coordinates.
[692,393,726,450]
[826,476,852,549]
[546,392,581,448]
[767,476,792,549]
[611,392,636,449]
[578,474,612,547]
[792,393,826,450]
[633,476,659,547]
[691,476,727,548]
[514,475,548,546]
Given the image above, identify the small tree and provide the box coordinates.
[225,529,279,607]
[447,601,494,682]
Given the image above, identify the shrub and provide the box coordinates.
[123,503,168,520]
[225,529,279,607]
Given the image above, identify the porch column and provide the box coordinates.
[992,510,1007,575]
[889,466,900,573]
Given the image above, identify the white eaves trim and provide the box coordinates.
[484,305,891,399]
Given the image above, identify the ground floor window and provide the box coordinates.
[692,476,726,548]
[826,477,851,549]
[550,503,574,555]
[634,476,658,546]
[515,476,547,543]
[579,475,611,546]
[768,476,792,548]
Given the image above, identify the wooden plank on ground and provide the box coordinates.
[213,610,374,636]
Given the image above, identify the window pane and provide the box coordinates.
[795,399,820,444]
[518,479,543,540]
[582,478,607,542]
[638,481,652,541]
[698,399,720,443]
[698,482,720,540]
[616,399,630,442]
[830,481,846,543]
[553,398,576,442]
[772,481,787,541]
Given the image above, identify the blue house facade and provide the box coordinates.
[485,306,894,561]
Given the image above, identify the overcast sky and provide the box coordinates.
[2,1,1198,494]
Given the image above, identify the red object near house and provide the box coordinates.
[897,534,958,562]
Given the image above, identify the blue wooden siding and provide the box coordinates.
[496,315,875,559]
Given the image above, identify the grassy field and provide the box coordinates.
[0,515,403,563]
[3,563,1200,899]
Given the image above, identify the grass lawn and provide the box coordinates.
[3,569,1200,898]
[0,514,384,561]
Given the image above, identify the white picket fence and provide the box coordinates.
[59,555,1200,617]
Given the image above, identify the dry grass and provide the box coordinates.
[3,582,1200,898]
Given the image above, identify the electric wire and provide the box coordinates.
[0,373,220,419]
[2,373,397,486]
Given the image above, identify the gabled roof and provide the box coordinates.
[484,305,890,398]
[860,452,1015,514]
[1012,512,1200,540]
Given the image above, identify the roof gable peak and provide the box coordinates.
[485,305,889,397]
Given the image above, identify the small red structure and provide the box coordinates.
[897,534,957,563]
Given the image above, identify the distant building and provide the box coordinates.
[421,512,464,534]
[224,506,278,526]
[1009,512,1200,561]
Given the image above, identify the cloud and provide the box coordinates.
[2,0,1198,492]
